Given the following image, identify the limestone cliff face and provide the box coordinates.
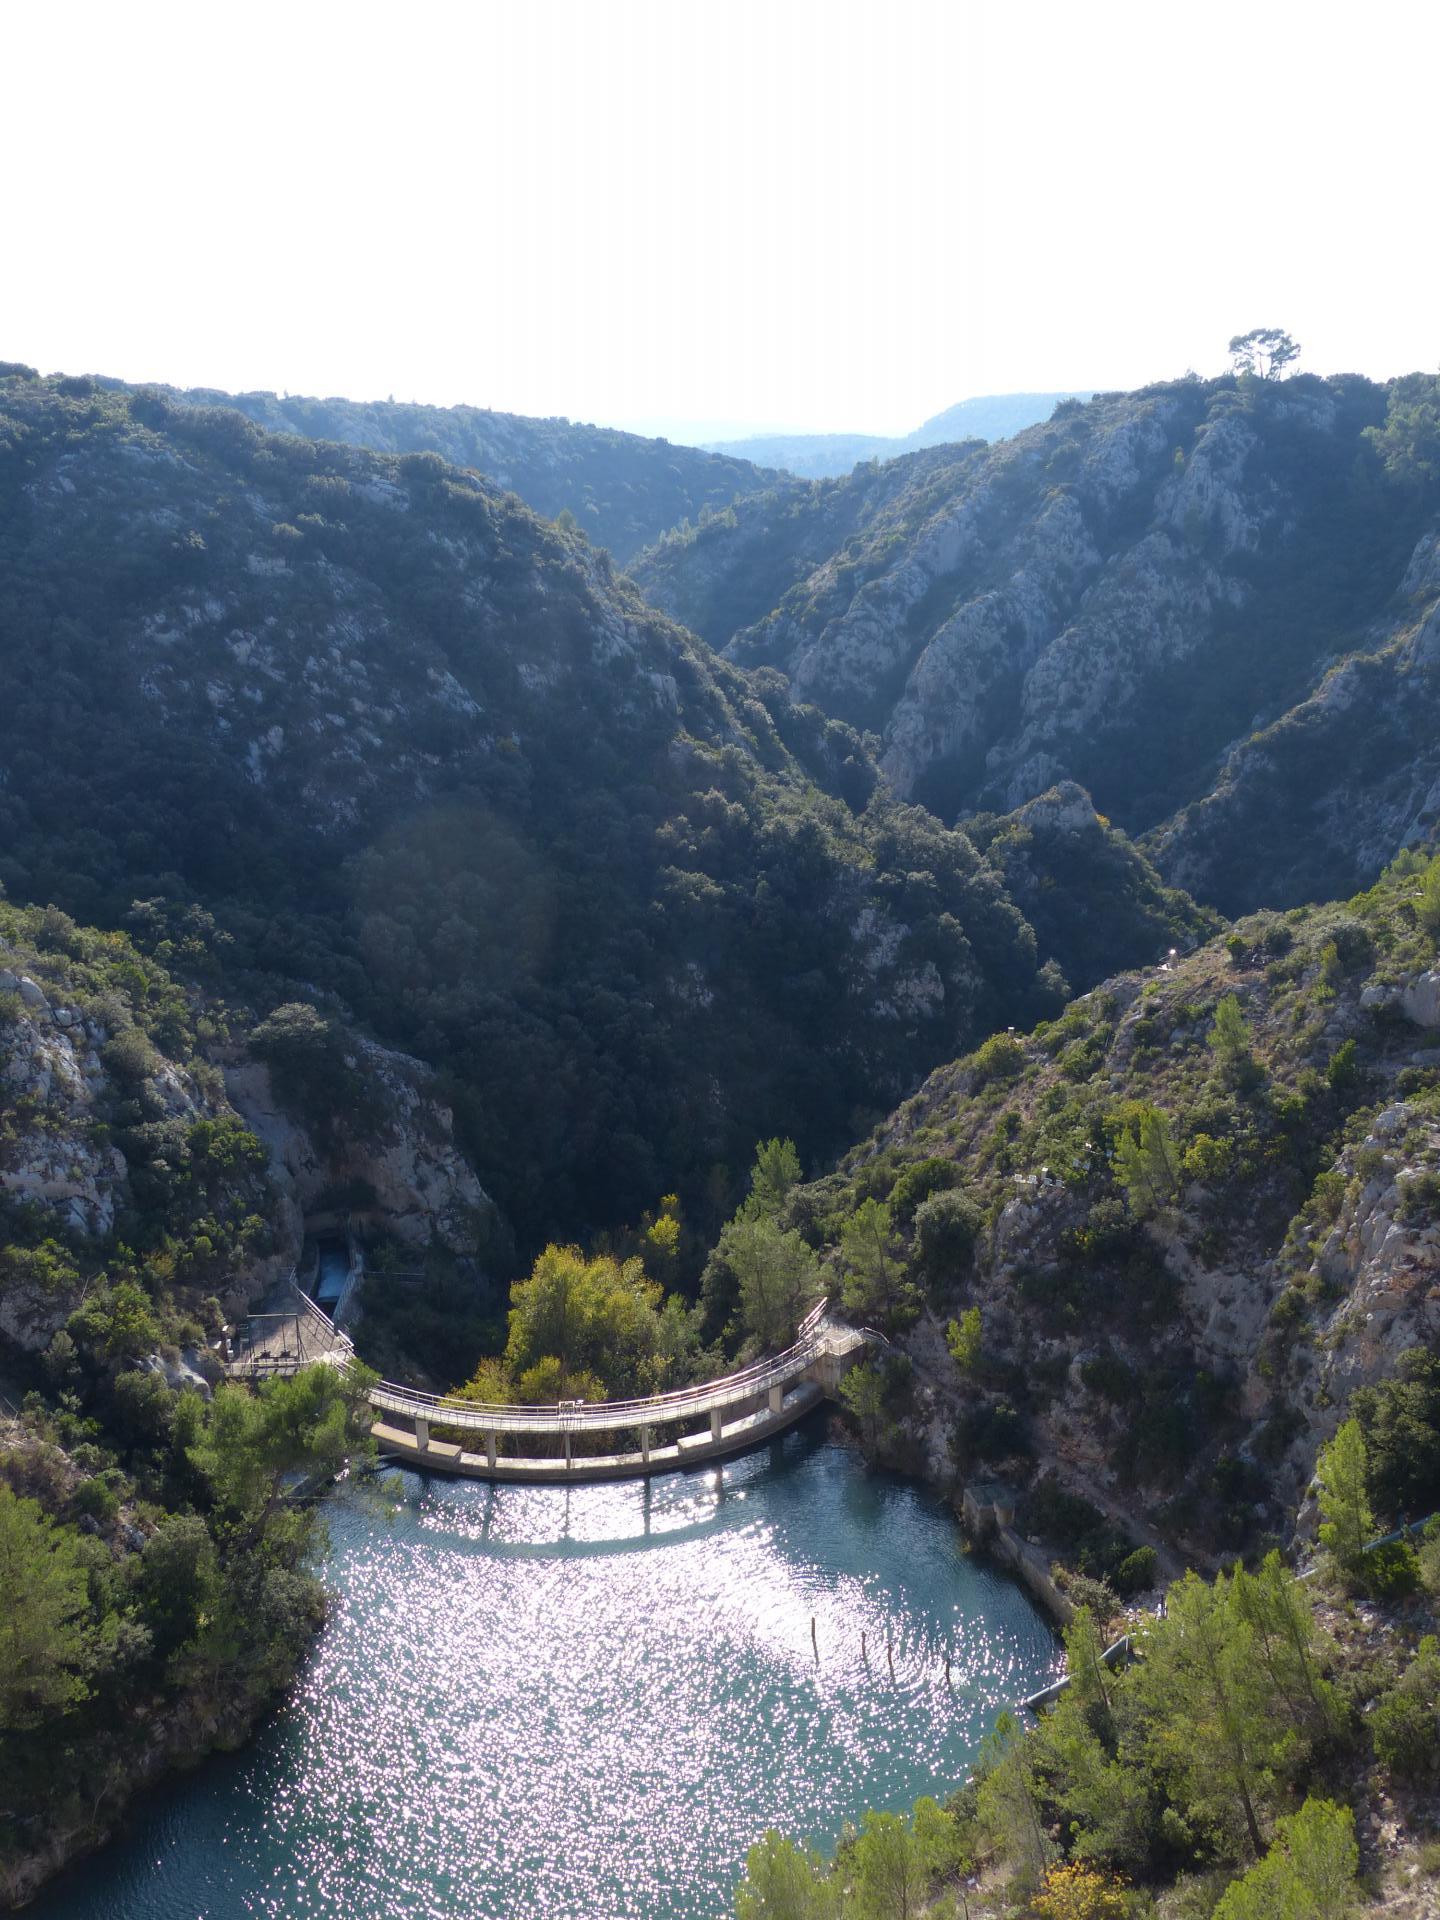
[0,937,284,1352]
[1151,521,1440,913]
[224,1041,496,1259]
[0,911,498,1357]
[797,862,1440,1561]
[637,375,1439,913]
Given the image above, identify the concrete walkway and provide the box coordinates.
[232,1285,880,1483]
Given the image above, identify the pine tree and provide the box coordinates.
[1135,1572,1276,1860]
[1315,1419,1376,1575]
[0,1486,91,1729]
[1115,1107,1180,1218]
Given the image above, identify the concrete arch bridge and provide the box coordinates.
[231,1289,881,1483]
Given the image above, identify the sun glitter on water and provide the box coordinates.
[32,1425,1060,1920]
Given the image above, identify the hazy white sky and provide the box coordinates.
[6,0,1437,439]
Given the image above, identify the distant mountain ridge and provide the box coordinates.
[145,383,780,562]
[705,391,1091,478]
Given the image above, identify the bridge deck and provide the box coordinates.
[375,1380,828,1481]
[230,1287,877,1482]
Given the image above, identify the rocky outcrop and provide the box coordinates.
[799,860,1440,1563]
[0,943,276,1351]
[1401,969,1440,1030]
[224,1040,495,1257]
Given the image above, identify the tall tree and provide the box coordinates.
[1229,1551,1337,1739]
[719,1213,821,1350]
[749,1138,803,1217]
[1114,1107,1180,1218]
[840,1198,917,1325]
[1135,1572,1275,1859]
[1315,1419,1375,1575]
[976,1709,1057,1890]
[847,1809,924,1920]
[1212,1798,1358,1920]
[734,1831,832,1919]
[190,1362,376,1548]
[0,1486,91,1729]
[1228,328,1301,379]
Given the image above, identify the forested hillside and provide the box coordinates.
[724,845,1440,1916]
[638,371,1440,913]
[757,847,1440,1561]
[2,366,1181,1258]
[0,903,381,1902]
[154,383,778,563]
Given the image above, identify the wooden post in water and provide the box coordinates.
[861,1630,869,1668]
[811,1616,819,1663]
[886,1630,895,1681]
[944,1651,953,1691]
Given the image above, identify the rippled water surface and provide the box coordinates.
[37,1428,1059,1920]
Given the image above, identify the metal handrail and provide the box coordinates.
[369,1299,842,1435]
[237,1283,867,1439]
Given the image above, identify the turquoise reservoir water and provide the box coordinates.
[34,1427,1058,1920]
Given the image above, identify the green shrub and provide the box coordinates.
[912,1189,980,1285]
[1183,1132,1234,1182]
[1361,1540,1421,1601]
[1059,1571,1121,1625]
[1080,1352,1135,1403]
[970,1032,1026,1088]
[1326,1039,1361,1091]
[1113,1546,1159,1595]
[71,1476,119,1524]
[1370,1636,1440,1779]
[889,1156,959,1224]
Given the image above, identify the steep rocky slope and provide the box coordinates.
[0,903,495,1361]
[152,381,778,562]
[637,373,1440,911]
[1151,525,1440,913]
[785,849,1440,1563]
[0,368,1095,1251]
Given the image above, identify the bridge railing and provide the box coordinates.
[367,1299,847,1436]
[236,1284,876,1440]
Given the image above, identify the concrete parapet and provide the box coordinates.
[372,1381,828,1483]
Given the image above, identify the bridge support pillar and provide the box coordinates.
[768,1383,784,1416]
[564,1428,572,1469]
[640,1426,651,1466]
[486,1431,496,1469]
[710,1408,723,1442]
[414,1415,430,1452]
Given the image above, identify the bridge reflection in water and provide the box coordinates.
[231,1290,880,1482]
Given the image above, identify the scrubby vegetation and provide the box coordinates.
[737,848,1440,1561]
[4,355,1440,1911]
[157,381,780,564]
[0,369,1100,1259]
[735,1541,1440,1916]
[0,1363,374,1902]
